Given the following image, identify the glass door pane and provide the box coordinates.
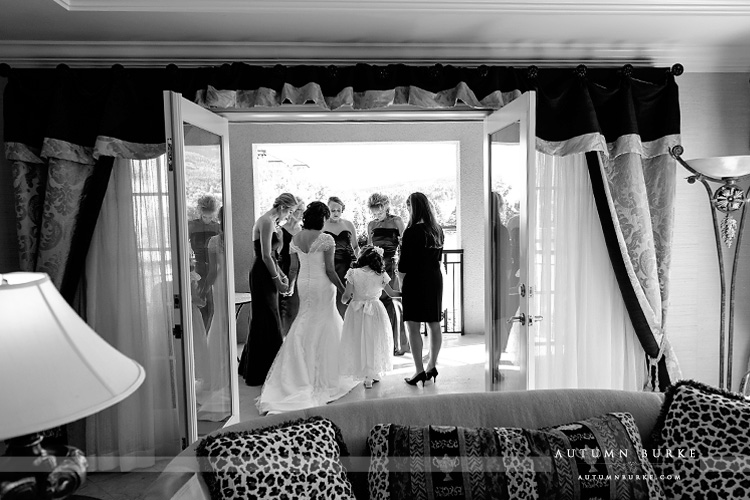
[484,91,538,391]
[163,91,239,446]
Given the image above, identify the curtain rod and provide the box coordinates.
[0,62,684,78]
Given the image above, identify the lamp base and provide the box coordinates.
[0,433,87,500]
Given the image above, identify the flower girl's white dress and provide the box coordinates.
[339,267,394,380]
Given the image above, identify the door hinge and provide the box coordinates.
[167,137,174,171]
[174,294,181,309]
[172,324,183,339]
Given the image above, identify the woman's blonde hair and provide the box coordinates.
[367,193,390,213]
[273,192,298,210]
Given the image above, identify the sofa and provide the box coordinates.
[144,389,664,499]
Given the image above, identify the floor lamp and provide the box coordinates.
[670,145,750,393]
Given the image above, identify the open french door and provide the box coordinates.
[163,91,239,447]
[484,91,540,391]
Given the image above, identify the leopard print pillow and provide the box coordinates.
[367,413,664,500]
[197,416,355,500]
[651,380,750,499]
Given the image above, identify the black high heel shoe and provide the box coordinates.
[404,371,427,387]
[426,367,439,383]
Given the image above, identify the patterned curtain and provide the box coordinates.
[4,66,165,303]
[7,142,113,301]
[587,151,680,390]
[3,66,166,445]
[533,65,682,390]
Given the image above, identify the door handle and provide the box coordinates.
[528,315,543,326]
[507,313,526,326]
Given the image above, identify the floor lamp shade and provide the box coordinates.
[0,272,146,441]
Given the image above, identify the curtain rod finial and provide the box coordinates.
[671,63,684,76]
[0,63,10,78]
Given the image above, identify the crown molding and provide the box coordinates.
[0,40,745,73]
[52,0,750,14]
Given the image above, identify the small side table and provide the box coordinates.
[234,292,252,320]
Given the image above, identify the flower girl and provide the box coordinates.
[339,246,400,388]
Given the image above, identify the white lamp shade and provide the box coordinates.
[685,155,750,179]
[0,272,146,441]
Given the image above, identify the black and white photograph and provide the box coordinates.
[2,1,750,499]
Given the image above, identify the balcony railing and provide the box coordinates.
[441,249,464,334]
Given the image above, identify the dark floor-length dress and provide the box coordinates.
[278,227,300,336]
[324,230,355,318]
[239,234,283,386]
[399,223,444,322]
[372,224,406,347]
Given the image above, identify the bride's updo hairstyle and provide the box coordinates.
[354,246,386,274]
[302,201,330,230]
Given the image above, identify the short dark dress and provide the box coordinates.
[398,223,444,322]
[238,234,283,386]
[324,230,355,318]
[278,227,299,335]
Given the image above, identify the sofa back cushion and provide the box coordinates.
[367,412,665,500]
[145,390,664,500]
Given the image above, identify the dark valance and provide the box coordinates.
[3,63,681,158]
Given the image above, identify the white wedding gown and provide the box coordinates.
[256,232,358,415]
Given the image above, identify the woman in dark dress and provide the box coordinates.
[278,197,305,336]
[238,192,296,386]
[367,193,409,355]
[322,196,359,318]
[399,192,445,386]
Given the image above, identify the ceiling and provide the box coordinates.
[2,0,750,72]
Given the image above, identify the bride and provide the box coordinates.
[257,201,359,415]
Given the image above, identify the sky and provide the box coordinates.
[256,141,459,191]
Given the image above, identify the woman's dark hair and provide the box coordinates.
[302,201,330,230]
[407,192,444,249]
[218,206,224,231]
[354,246,386,274]
[327,196,345,211]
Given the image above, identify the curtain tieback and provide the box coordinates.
[645,332,668,391]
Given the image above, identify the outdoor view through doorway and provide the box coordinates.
[252,142,459,249]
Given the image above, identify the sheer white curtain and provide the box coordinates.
[532,152,644,390]
[85,157,180,471]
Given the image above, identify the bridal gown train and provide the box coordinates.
[256,232,358,415]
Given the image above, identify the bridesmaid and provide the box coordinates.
[400,192,445,386]
[278,197,306,336]
[238,192,295,386]
[367,193,409,356]
[322,196,359,318]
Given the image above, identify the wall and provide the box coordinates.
[670,73,750,389]
[227,121,485,342]
[0,76,20,273]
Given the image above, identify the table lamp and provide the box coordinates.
[0,272,146,499]
[670,146,750,392]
